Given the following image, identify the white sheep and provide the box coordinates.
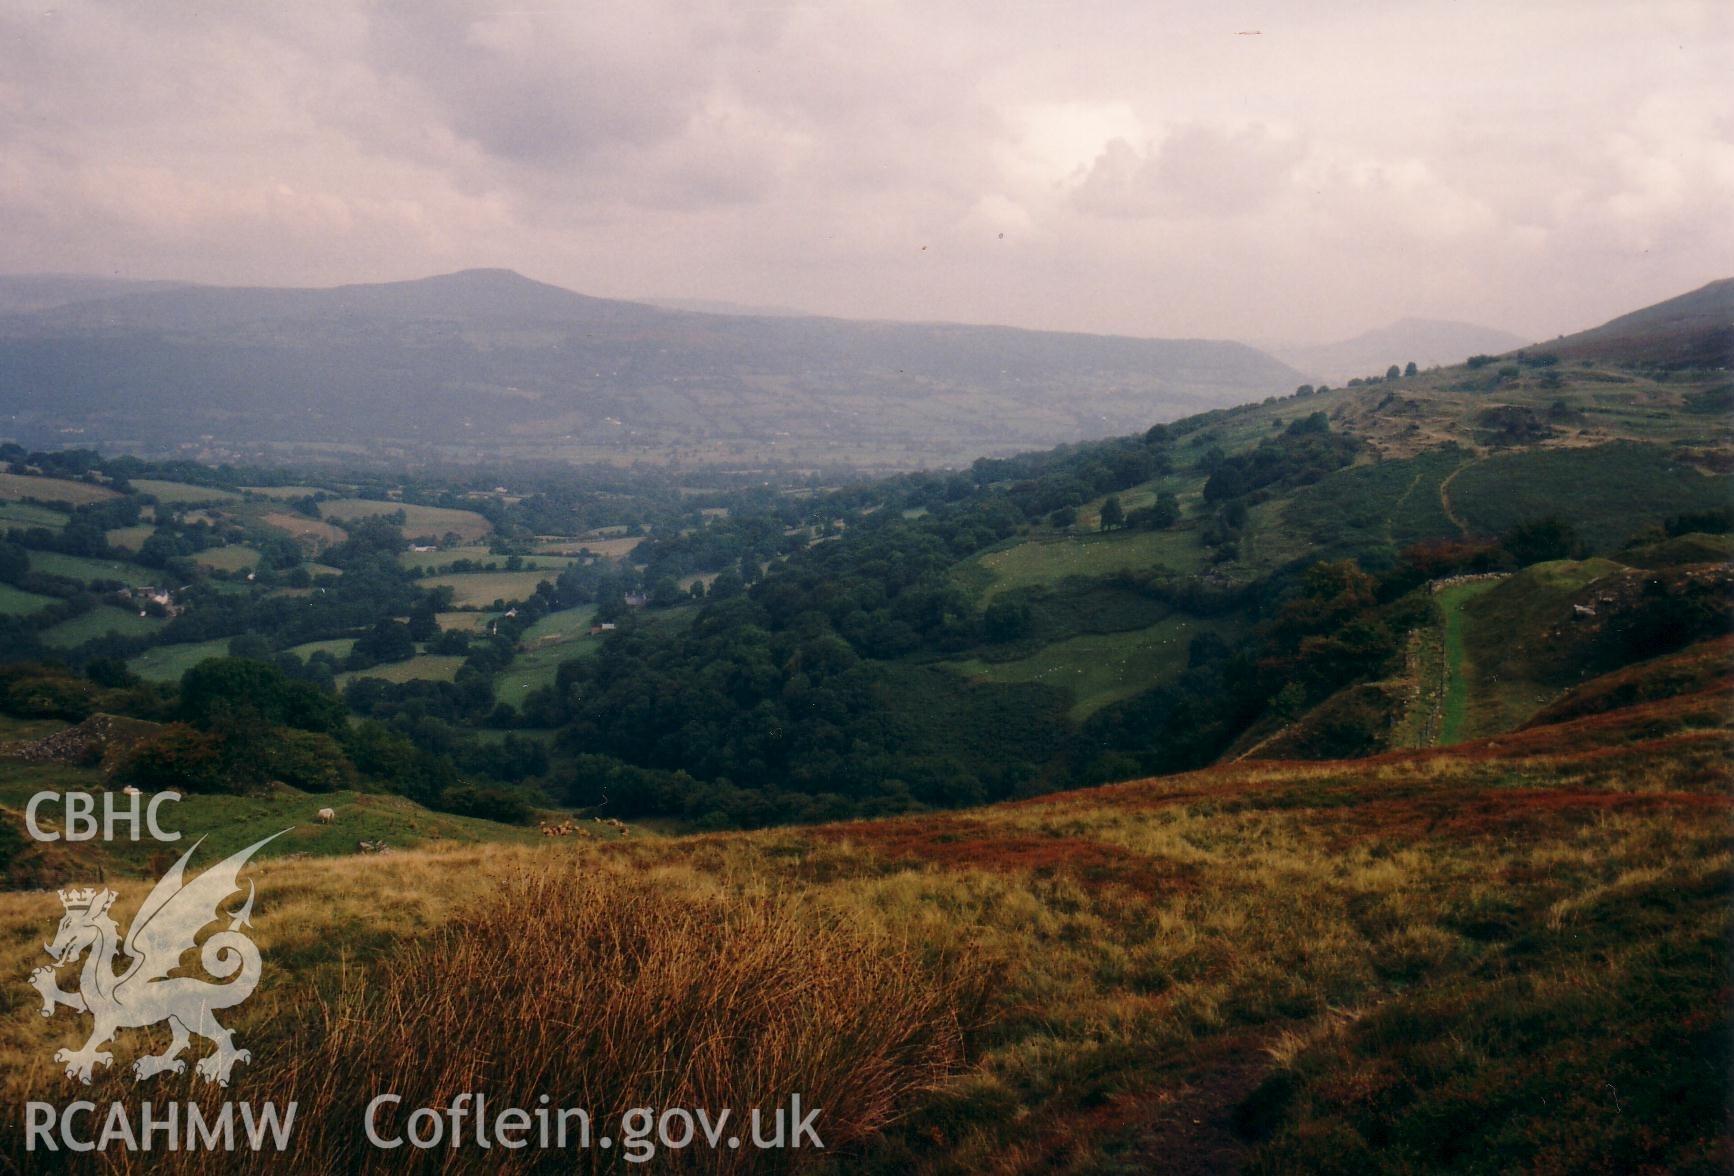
[316,807,336,824]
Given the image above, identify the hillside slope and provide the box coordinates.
[1,666,1725,1172]
[0,269,1300,467]
[1543,277,1734,369]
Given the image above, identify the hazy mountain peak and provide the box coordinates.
[1271,317,1530,383]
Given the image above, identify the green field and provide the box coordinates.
[40,605,167,648]
[127,638,232,682]
[495,606,601,709]
[0,500,69,529]
[259,511,347,550]
[400,547,574,575]
[286,637,357,660]
[0,582,55,616]
[420,570,556,608]
[322,499,492,542]
[194,543,261,572]
[942,614,1228,720]
[1437,578,1502,744]
[104,524,157,551]
[967,527,1206,601]
[532,535,641,559]
[27,550,157,586]
[131,478,242,504]
[0,471,118,506]
[338,654,467,687]
[437,610,499,633]
[240,484,335,500]
[0,763,538,871]
[1455,558,1631,738]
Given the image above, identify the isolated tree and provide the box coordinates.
[1386,364,1402,381]
[1403,361,1418,377]
[1149,490,1181,530]
[1100,496,1125,531]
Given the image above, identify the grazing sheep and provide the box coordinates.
[316,807,336,824]
[121,785,142,797]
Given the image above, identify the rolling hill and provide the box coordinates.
[0,269,1300,467]
[1270,317,1529,383]
[1542,276,1734,369]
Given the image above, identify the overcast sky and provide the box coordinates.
[1,1,1729,343]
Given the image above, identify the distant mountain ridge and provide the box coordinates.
[0,274,193,317]
[1272,317,1530,383]
[0,269,1300,466]
[642,296,811,318]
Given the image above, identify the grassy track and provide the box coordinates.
[1437,579,1500,743]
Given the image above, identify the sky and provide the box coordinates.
[0,1,1730,344]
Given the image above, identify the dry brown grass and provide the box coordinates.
[4,856,988,1174]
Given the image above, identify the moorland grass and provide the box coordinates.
[0,661,1725,1172]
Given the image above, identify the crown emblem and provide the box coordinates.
[57,888,101,911]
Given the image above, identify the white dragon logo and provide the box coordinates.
[29,832,283,1087]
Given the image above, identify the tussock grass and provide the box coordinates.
[3,856,988,1174]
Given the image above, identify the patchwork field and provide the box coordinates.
[419,569,557,608]
[436,610,498,633]
[102,524,157,551]
[532,535,642,559]
[126,638,232,682]
[0,583,54,616]
[0,500,69,529]
[0,471,118,506]
[494,605,600,708]
[240,484,336,500]
[130,478,242,505]
[192,544,261,572]
[399,546,573,575]
[337,653,467,687]
[945,615,1230,720]
[26,551,156,586]
[321,499,492,542]
[39,605,167,648]
[285,637,357,660]
[260,511,347,550]
[969,528,1207,601]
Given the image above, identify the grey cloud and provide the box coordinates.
[0,0,1728,344]
[1072,125,1307,218]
